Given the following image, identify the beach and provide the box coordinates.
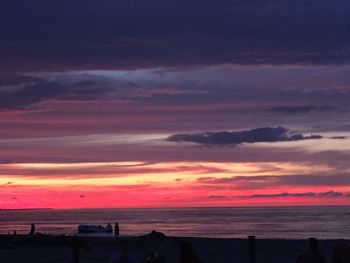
[1,234,348,263]
[2,207,350,262]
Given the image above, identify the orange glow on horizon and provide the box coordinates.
[1,161,349,209]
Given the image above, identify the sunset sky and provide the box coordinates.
[1,0,350,209]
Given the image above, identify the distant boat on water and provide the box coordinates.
[78,224,113,234]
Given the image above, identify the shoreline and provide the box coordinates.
[2,206,349,240]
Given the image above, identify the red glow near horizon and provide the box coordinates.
[2,186,348,209]
[1,161,349,209]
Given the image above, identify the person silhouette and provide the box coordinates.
[115,223,120,236]
[29,223,35,235]
[296,238,326,263]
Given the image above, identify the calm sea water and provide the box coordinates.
[0,206,349,239]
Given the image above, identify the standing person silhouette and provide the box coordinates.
[29,223,35,235]
[115,223,120,237]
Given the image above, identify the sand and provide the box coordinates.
[0,234,348,263]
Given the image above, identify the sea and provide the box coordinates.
[1,206,350,240]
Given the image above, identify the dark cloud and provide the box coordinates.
[0,159,13,164]
[1,0,350,71]
[0,81,106,109]
[0,73,198,109]
[269,105,337,115]
[0,81,62,110]
[0,74,115,109]
[198,174,350,188]
[240,191,344,199]
[277,174,350,187]
[208,195,228,199]
[167,127,322,146]
[198,176,273,184]
[0,74,42,87]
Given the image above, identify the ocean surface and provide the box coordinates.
[1,206,350,239]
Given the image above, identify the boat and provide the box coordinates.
[78,224,113,234]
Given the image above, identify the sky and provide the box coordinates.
[1,0,350,209]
